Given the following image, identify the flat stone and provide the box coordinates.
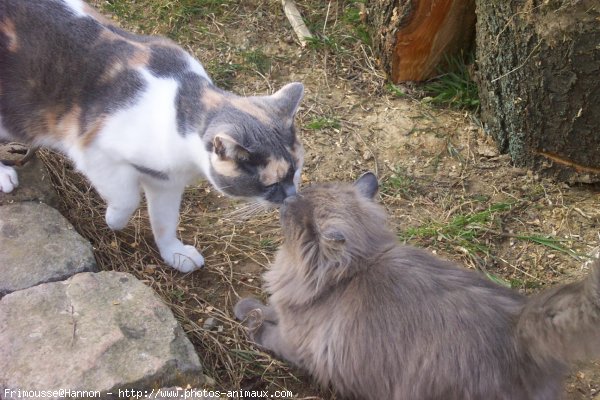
[0,202,97,296]
[0,145,59,207]
[0,271,204,398]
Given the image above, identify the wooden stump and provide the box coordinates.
[475,0,600,182]
[367,0,476,82]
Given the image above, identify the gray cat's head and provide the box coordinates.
[278,173,392,274]
[203,83,305,205]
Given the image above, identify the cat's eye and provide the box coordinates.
[238,162,258,175]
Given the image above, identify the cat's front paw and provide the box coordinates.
[0,164,19,193]
[234,298,266,321]
[160,243,205,273]
[234,298,268,333]
[105,206,134,230]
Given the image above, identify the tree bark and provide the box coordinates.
[475,0,600,182]
[367,0,476,82]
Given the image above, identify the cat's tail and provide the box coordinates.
[517,259,600,364]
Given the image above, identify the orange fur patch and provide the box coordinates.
[100,61,127,82]
[80,117,105,148]
[211,154,241,178]
[128,48,151,68]
[229,97,271,125]
[202,88,226,110]
[291,141,304,168]
[56,105,82,141]
[260,157,290,186]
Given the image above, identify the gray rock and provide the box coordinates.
[0,202,97,296]
[0,145,59,207]
[0,271,204,398]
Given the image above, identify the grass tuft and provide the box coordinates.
[306,116,341,131]
[423,54,479,110]
[380,167,416,198]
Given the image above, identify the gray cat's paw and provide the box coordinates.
[234,297,265,321]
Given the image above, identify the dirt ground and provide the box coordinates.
[40,1,600,398]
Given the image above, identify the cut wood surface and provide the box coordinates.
[368,0,475,82]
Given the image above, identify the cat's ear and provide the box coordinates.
[213,134,250,161]
[270,82,304,118]
[354,172,379,200]
[322,228,346,247]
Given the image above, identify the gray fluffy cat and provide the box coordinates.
[0,0,304,272]
[235,172,600,400]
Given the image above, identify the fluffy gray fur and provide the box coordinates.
[235,172,600,400]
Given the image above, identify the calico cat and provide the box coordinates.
[0,0,304,272]
[235,172,600,400]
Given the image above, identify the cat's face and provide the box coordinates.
[205,83,305,205]
[278,173,384,261]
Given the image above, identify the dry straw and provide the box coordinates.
[39,149,320,396]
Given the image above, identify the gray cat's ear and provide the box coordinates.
[322,228,346,246]
[271,82,304,117]
[354,172,379,200]
[213,134,250,161]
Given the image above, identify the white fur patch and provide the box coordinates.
[0,163,18,193]
[186,54,211,82]
[93,69,211,180]
[61,0,87,17]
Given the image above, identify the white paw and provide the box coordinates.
[160,243,205,273]
[105,206,133,230]
[0,164,18,193]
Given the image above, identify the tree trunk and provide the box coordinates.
[367,0,476,82]
[475,0,600,182]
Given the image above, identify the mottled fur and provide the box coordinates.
[0,0,304,271]
[235,173,600,400]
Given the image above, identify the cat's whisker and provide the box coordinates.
[223,200,271,222]
[225,203,264,220]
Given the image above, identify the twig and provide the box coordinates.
[1,145,38,166]
[281,0,313,47]
[491,41,542,83]
[536,150,600,174]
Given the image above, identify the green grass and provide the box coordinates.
[306,116,341,131]
[259,238,278,252]
[341,0,371,45]
[103,0,233,39]
[380,167,415,197]
[304,0,371,54]
[170,288,186,302]
[401,202,513,243]
[399,201,584,280]
[241,50,272,75]
[423,54,480,110]
[511,234,586,260]
[205,61,243,90]
[305,35,345,53]
[399,202,513,260]
[483,272,512,288]
[386,83,406,98]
